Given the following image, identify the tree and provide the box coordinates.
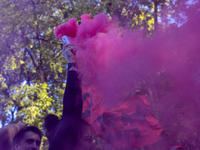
[1,0,199,149]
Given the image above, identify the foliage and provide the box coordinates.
[0,0,199,149]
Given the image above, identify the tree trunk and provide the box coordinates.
[39,56,45,83]
[154,0,158,30]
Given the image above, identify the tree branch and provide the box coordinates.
[25,47,38,69]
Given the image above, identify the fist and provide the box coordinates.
[16,123,27,131]
[62,44,76,63]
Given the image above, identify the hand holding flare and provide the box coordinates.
[62,42,76,63]
[62,35,76,62]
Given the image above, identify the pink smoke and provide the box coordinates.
[55,1,200,148]
[54,18,78,40]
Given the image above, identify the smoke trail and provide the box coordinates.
[71,8,200,106]
[56,1,200,148]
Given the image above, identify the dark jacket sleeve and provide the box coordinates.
[49,71,82,150]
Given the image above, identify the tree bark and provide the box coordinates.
[154,0,158,30]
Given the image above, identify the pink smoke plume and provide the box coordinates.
[55,1,200,148]
[54,18,78,40]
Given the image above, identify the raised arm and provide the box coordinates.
[49,44,82,150]
[0,123,26,150]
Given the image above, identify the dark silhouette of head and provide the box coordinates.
[170,145,186,150]
[44,114,94,150]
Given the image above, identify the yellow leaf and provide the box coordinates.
[20,60,25,64]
